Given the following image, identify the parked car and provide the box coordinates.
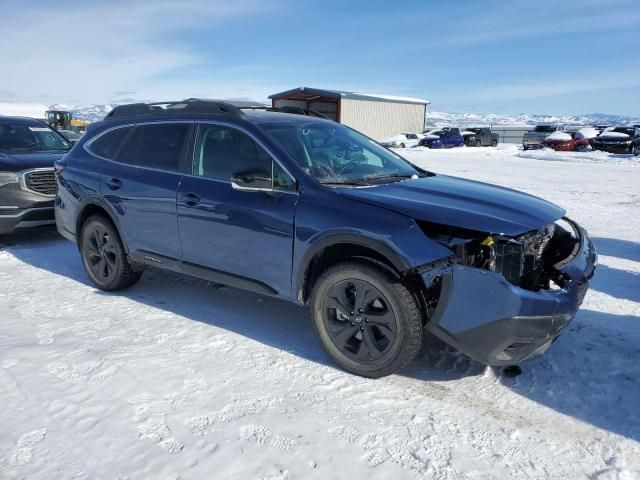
[380,132,421,149]
[593,124,613,134]
[418,128,464,148]
[592,126,639,155]
[522,124,564,150]
[55,99,597,378]
[542,131,575,151]
[463,127,499,147]
[0,116,71,235]
[574,127,599,149]
[58,129,83,144]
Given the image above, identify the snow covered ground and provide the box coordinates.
[1,145,639,479]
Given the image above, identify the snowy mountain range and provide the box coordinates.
[66,104,640,127]
[425,111,640,127]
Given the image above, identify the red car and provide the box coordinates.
[543,131,576,151]
[543,128,597,151]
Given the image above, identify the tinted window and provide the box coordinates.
[130,123,188,171]
[534,126,557,133]
[194,124,272,182]
[449,128,460,135]
[90,127,131,159]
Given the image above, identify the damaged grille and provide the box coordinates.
[22,169,57,196]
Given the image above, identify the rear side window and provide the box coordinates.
[89,127,131,159]
[131,123,189,172]
[114,123,189,172]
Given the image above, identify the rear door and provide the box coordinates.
[99,121,191,259]
[177,123,298,296]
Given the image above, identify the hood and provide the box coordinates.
[0,150,67,172]
[545,131,572,142]
[596,132,630,142]
[337,174,565,236]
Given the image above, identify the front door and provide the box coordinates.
[177,123,298,296]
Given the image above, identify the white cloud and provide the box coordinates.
[1,0,284,104]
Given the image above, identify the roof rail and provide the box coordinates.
[235,105,331,120]
[105,99,245,119]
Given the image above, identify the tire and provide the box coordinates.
[310,261,423,378]
[492,140,498,147]
[476,139,482,147]
[80,215,142,291]
[399,143,406,148]
[523,145,528,151]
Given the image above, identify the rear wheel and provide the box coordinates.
[80,215,142,291]
[399,142,406,148]
[492,139,498,147]
[310,261,423,378]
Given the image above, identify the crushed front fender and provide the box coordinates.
[424,222,597,365]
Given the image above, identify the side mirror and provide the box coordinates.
[231,169,272,192]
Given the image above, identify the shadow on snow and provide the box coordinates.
[4,227,640,442]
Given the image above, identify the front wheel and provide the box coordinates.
[492,139,498,147]
[310,262,423,378]
[80,215,142,291]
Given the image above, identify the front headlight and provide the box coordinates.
[0,172,19,187]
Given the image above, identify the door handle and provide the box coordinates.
[182,192,201,207]
[105,178,122,190]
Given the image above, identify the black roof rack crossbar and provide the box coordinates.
[235,105,331,120]
[105,99,245,119]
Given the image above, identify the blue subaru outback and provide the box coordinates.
[55,100,596,378]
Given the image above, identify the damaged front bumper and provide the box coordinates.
[423,222,597,365]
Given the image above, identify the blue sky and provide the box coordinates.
[2,0,639,115]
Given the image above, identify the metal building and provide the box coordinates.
[269,87,429,140]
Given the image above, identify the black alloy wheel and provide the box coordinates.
[323,279,397,362]
[80,215,142,291]
[85,224,118,283]
[310,261,423,378]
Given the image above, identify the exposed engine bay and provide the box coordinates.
[422,218,582,292]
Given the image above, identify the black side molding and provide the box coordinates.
[131,250,278,296]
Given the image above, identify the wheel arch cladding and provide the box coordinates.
[76,200,128,252]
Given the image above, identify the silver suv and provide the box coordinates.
[522,124,564,150]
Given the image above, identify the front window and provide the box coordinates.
[0,123,71,151]
[193,124,296,191]
[260,122,425,186]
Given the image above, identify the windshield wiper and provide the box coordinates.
[320,180,371,187]
[365,173,419,182]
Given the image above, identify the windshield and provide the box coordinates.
[261,122,425,185]
[534,126,557,133]
[0,123,71,151]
